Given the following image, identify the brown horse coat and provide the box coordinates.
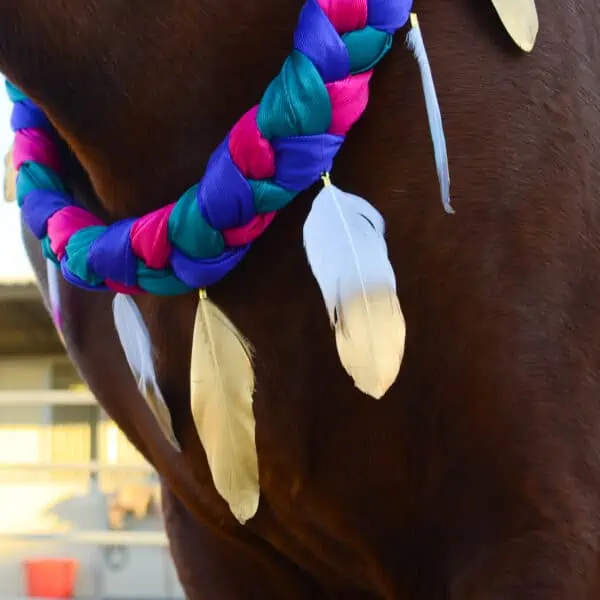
[2,1,600,598]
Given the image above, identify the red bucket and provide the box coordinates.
[23,558,78,598]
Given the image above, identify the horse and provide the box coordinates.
[2,1,600,598]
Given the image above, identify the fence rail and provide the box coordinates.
[1,530,168,546]
[0,389,96,406]
[0,461,155,473]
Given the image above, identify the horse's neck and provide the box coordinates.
[0,0,302,218]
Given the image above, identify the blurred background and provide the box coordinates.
[0,92,184,599]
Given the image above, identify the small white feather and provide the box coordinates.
[190,291,259,524]
[112,293,180,452]
[406,13,453,214]
[303,182,406,399]
[46,259,63,336]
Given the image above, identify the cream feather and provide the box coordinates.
[3,145,16,203]
[190,290,259,524]
[490,0,539,52]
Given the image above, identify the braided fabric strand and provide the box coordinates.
[7,0,412,296]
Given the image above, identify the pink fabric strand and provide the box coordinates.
[13,128,61,173]
[222,212,277,246]
[130,204,175,269]
[317,0,367,33]
[106,280,144,294]
[47,206,104,260]
[326,71,372,136]
[229,106,275,180]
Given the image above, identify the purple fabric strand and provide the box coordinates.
[197,137,257,231]
[367,0,412,33]
[60,257,109,291]
[273,134,344,191]
[170,245,251,288]
[21,190,71,238]
[11,101,53,133]
[87,218,138,287]
[294,0,350,83]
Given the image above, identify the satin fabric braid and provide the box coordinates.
[8,0,412,296]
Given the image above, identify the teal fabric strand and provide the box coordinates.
[256,50,332,139]
[168,185,225,258]
[343,28,393,74]
[41,236,60,265]
[249,180,296,213]
[64,226,107,285]
[16,162,66,207]
[136,262,192,295]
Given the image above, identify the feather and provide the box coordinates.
[112,293,180,452]
[3,145,16,202]
[46,258,63,340]
[190,290,259,524]
[490,0,539,52]
[303,178,406,399]
[406,13,453,215]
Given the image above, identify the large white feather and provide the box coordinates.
[190,292,259,524]
[303,183,406,399]
[406,13,453,214]
[112,293,180,451]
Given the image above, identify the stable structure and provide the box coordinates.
[0,278,184,599]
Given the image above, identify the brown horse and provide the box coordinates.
[2,1,600,598]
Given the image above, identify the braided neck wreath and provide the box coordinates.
[6,0,452,523]
[7,0,448,298]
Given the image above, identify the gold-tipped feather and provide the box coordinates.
[3,145,16,203]
[190,289,259,524]
[112,293,181,452]
[335,289,406,399]
[303,175,406,400]
[144,388,181,453]
[490,0,539,52]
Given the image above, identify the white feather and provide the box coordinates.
[406,13,453,214]
[303,182,406,399]
[112,293,180,451]
[46,259,62,334]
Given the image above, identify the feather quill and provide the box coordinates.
[303,178,406,399]
[406,13,453,214]
[112,293,180,452]
[190,290,259,524]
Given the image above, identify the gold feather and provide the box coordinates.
[190,289,259,524]
[335,288,406,400]
[490,0,539,52]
